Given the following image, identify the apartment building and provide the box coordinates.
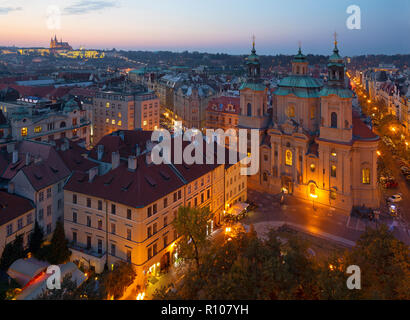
[0,98,91,147]
[63,130,247,285]
[206,96,240,131]
[92,88,159,145]
[0,191,35,257]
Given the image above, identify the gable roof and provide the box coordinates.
[0,191,34,226]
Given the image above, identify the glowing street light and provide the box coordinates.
[376,150,381,156]
[309,193,318,210]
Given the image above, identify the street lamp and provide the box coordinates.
[309,193,318,210]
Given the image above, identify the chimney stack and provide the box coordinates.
[88,166,98,182]
[25,153,31,166]
[128,155,137,171]
[12,150,18,164]
[8,182,15,194]
[111,151,120,170]
[97,145,104,161]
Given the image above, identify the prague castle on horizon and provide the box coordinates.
[50,35,73,51]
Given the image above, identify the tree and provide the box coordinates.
[344,225,410,299]
[101,261,136,299]
[29,220,44,256]
[37,273,78,300]
[47,220,71,265]
[0,234,25,271]
[172,206,213,271]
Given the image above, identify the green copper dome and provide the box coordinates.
[278,75,322,89]
[292,47,307,63]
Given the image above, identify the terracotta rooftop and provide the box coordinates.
[0,191,34,226]
[352,112,379,141]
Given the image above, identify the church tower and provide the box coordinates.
[238,37,269,132]
[319,34,353,144]
[291,43,308,75]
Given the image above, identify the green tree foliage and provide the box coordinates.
[37,273,78,300]
[0,234,25,271]
[47,220,71,265]
[154,225,410,300]
[172,206,212,271]
[101,261,136,299]
[28,220,44,255]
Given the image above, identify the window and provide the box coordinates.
[285,150,293,166]
[264,154,268,161]
[47,224,51,235]
[164,216,168,227]
[87,236,91,250]
[98,219,102,230]
[163,197,168,208]
[331,112,338,128]
[163,236,168,248]
[330,188,337,200]
[331,165,337,178]
[127,229,132,240]
[362,168,370,184]
[38,209,44,221]
[6,224,12,236]
[153,223,157,234]
[98,239,102,254]
[21,127,27,136]
[17,218,23,230]
[173,192,177,202]
[87,198,91,208]
[98,200,102,210]
[247,103,252,116]
[72,211,77,223]
[178,190,182,200]
[27,213,33,225]
[147,207,152,217]
[73,232,77,244]
[310,106,316,120]
[111,204,116,215]
[207,189,210,199]
[127,250,132,262]
[127,209,132,220]
[147,226,152,238]
[201,193,204,203]
[153,243,157,256]
[58,183,62,193]
[47,205,52,217]
[286,104,295,118]
[39,191,44,202]
[111,244,116,256]
[194,197,198,207]
[148,247,152,259]
[73,194,77,204]
[111,223,116,234]
[263,172,268,181]
[153,204,157,214]
[47,188,51,199]
[87,216,91,227]
[34,126,42,133]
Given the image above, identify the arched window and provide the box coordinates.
[60,121,66,128]
[285,150,293,166]
[287,104,295,118]
[362,168,370,184]
[247,103,252,116]
[330,112,337,128]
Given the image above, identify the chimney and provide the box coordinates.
[97,145,104,161]
[136,144,141,156]
[111,151,120,170]
[12,150,18,164]
[25,153,31,166]
[128,155,137,171]
[88,166,98,182]
[7,143,15,153]
[8,182,15,194]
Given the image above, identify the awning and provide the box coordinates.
[228,202,249,216]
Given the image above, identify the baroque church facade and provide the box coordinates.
[239,39,380,212]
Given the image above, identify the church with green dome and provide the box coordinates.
[239,36,380,212]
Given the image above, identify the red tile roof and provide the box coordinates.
[352,112,379,141]
[0,191,34,226]
[64,154,185,208]
[55,139,97,173]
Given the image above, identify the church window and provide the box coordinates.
[362,168,370,184]
[286,104,295,118]
[247,103,252,116]
[330,112,337,128]
[330,165,337,178]
[285,150,293,166]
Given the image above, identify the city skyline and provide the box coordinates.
[0,0,409,55]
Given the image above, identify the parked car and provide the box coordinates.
[387,194,403,203]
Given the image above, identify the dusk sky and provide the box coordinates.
[0,0,409,55]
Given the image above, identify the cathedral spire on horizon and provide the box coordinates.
[251,34,256,53]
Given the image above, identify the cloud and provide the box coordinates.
[0,7,22,15]
[63,0,118,15]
